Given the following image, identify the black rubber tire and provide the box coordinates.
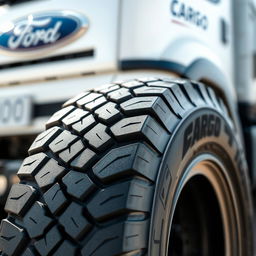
[0,77,253,256]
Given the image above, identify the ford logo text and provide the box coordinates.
[0,11,89,55]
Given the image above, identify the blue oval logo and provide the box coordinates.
[0,11,89,54]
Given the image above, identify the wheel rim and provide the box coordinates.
[167,154,241,256]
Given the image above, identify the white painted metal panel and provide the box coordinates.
[120,0,234,87]
[0,0,120,84]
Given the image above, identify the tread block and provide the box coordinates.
[59,140,84,163]
[23,201,52,238]
[71,148,96,171]
[28,127,62,155]
[53,240,76,256]
[207,87,222,111]
[72,114,96,134]
[193,82,213,107]
[0,220,27,256]
[87,180,153,221]
[46,106,75,129]
[93,143,160,182]
[81,220,148,256]
[84,96,107,111]
[63,91,90,107]
[17,153,49,179]
[49,130,78,154]
[137,77,159,83]
[147,80,175,89]
[62,171,95,200]
[43,183,67,215]
[218,98,229,117]
[147,81,193,112]
[35,158,66,189]
[169,83,193,111]
[34,226,61,256]
[95,102,122,124]
[121,96,179,132]
[161,78,189,84]
[121,80,143,89]
[84,123,113,151]
[110,115,169,153]
[180,82,204,106]
[5,184,37,216]
[59,202,91,240]
[134,86,185,117]
[108,88,132,103]
[76,93,102,108]
[94,84,120,94]
[62,108,89,128]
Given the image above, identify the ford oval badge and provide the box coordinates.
[0,11,89,55]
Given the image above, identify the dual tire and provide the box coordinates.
[0,77,253,256]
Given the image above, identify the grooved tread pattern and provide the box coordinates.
[0,220,27,256]
[0,78,225,255]
[4,184,37,217]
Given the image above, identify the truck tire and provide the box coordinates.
[0,78,253,256]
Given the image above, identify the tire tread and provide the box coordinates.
[0,77,232,256]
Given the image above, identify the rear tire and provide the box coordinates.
[0,77,253,256]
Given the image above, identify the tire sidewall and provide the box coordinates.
[149,107,253,256]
